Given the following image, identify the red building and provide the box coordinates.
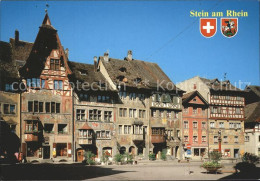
[182,91,208,159]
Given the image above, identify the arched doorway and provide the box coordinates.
[137,146,143,155]
[120,147,126,155]
[103,147,112,157]
[129,146,135,155]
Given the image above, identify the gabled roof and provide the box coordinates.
[245,101,260,123]
[199,77,242,92]
[20,13,71,78]
[79,123,92,130]
[182,90,208,105]
[68,61,115,92]
[99,56,183,92]
[245,85,260,98]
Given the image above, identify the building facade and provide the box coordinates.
[19,14,73,162]
[177,76,246,158]
[182,91,208,159]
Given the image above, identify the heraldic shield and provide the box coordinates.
[200,18,217,38]
[221,18,238,38]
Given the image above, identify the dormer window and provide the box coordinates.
[50,59,60,70]
[119,67,127,72]
[117,76,125,82]
[134,77,142,84]
[80,70,87,75]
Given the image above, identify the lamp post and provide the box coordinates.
[218,130,222,153]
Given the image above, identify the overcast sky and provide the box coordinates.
[1,0,259,88]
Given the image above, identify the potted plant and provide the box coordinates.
[114,153,124,165]
[148,153,156,161]
[201,151,222,173]
[101,151,110,165]
[124,153,133,164]
[83,151,95,165]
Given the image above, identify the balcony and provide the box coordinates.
[151,135,165,143]
[78,137,93,145]
[132,134,143,141]
[24,134,38,142]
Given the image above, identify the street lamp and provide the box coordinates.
[218,130,222,153]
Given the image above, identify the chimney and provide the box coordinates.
[127,50,132,61]
[94,56,97,72]
[103,52,109,62]
[15,30,19,45]
[65,48,69,58]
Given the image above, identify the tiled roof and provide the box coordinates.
[100,57,183,92]
[9,38,33,62]
[182,90,208,105]
[68,61,115,92]
[245,85,260,98]
[199,77,242,92]
[245,101,260,123]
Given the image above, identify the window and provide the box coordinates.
[79,94,89,101]
[202,136,206,142]
[193,122,198,129]
[211,107,218,114]
[45,102,50,113]
[234,136,239,143]
[119,91,127,99]
[25,120,38,133]
[58,124,68,134]
[193,136,198,143]
[174,111,179,119]
[27,143,38,157]
[193,108,197,114]
[202,108,206,115]
[34,101,39,112]
[124,125,131,134]
[219,122,224,128]
[119,108,127,117]
[184,136,188,142]
[139,110,145,118]
[31,78,40,88]
[184,121,189,129]
[229,122,234,129]
[129,109,136,118]
[55,59,60,70]
[56,143,67,156]
[39,102,44,113]
[213,95,219,99]
[5,84,13,91]
[97,95,110,103]
[104,111,112,122]
[54,80,63,90]
[151,109,156,118]
[51,102,55,113]
[89,109,102,121]
[184,107,188,114]
[223,136,228,143]
[152,128,165,135]
[237,96,241,101]
[27,79,31,87]
[202,122,206,129]
[159,110,164,118]
[50,59,55,70]
[119,125,122,135]
[44,123,54,133]
[210,122,215,128]
[226,96,230,100]
[235,108,241,114]
[214,136,218,143]
[96,130,110,139]
[166,110,171,118]
[79,129,92,138]
[235,123,241,129]
[134,125,143,134]
[56,103,60,113]
[76,109,86,121]
[245,136,249,142]
[3,104,16,114]
[41,79,45,89]
[138,93,145,101]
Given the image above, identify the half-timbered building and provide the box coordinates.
[19,13,73,162]
[177,76,246,158]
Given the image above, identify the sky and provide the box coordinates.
[1,0,259,88]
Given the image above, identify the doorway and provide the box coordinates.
[77,149,84,162]
[43,146,50,159]
[234,149,239,158]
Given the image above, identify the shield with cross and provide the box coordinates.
[221,18,238,38]
[200,18,217,38]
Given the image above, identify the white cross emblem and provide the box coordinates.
[203,22,214,33]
